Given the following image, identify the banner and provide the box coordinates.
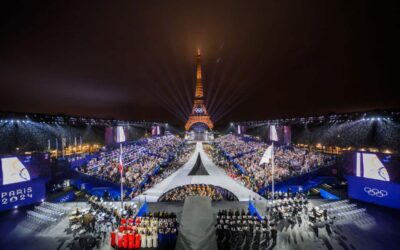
[346,175,400,209]
[0,178,46,212]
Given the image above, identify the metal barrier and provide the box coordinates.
[319,199,349,208]
[24,202,70,231]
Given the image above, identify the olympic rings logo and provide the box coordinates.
[364,187,388,198]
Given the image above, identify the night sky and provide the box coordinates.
[1,0,399,126]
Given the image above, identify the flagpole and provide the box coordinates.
[55,138,58,158]
[271,142,275,205]
[120,143,124,211]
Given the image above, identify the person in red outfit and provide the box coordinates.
[123,232,129,249]
[110,230,116,247]
[117,231,123,249]
[131,225,137,234]
[128,233,135,249]
[119,225,125,232]
[121,218,127,225]
[134,232,141,249]
[128,217,134,225]
[135,217,141,226]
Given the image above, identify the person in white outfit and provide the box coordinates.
[152,231,158,248]
[141,229,147,248]
[147,231,152,248]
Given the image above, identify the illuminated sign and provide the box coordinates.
[356,153,390,181]
[347,175,400,209]
[2,186,33,204]
[363,187,388,197]
[195,107,204,114]
[1,157,31,185]
[0,179,45,211]
[0,156,47,212]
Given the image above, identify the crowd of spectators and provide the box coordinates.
[158,184,238,202]
[213,134,262,158]
[77,135,185,194]
[129,144,195,198]
[211,134,336,193]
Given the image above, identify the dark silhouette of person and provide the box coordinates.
[271,228,278,245]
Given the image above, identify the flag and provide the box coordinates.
[259,144,273,165]
[269,125,278,142]
[119,149,123,174]
[119,143,124,204]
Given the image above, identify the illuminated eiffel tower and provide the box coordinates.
[185,49,214,131]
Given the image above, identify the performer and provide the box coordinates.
[132,224,138,234]
[171,227,177,246]
[110,230,116,247]
[165,227,171,246]
[271,227,277,245]
[117,230,123,249]
[152,230,158,248]
[134,231,141,249]
[123,231,129,249]
[323,209,328,221]
[135,216,141,226]
[128,232,135,249]
[141,230,147,248]
[147,231,153,248]
[158,227,164,248]
[265,227,270,247]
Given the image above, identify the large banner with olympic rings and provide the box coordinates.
[346,175,400,209]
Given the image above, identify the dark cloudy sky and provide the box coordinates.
[0,0,399,126]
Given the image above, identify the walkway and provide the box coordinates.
[134,142,264,202]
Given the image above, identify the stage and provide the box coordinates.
[134,142,264,202]
[2,199,400,250]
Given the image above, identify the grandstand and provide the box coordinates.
[1,1,399,248]
[1,110,400,250]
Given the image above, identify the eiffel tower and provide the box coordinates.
[185,49,214,131]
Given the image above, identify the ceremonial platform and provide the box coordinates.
[134,142,264,202]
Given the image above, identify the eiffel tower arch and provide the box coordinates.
[185,49,214,132]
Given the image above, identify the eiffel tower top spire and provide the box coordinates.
[195,48,203,99]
